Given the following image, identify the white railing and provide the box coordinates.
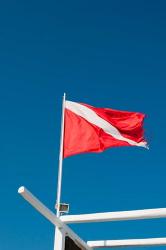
[18,186,166,249]
[18,186,92,250]
[60,208,166,223]
[87,238,166,248]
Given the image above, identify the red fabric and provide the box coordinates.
[63,104,146,158]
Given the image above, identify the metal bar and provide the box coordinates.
[54,93,66,250]
[18,186,62,227]
[54,228,66,250]
[56,92,66,217]
[18,186,92,250]
[60,208,166,224]
[87,238,166,248]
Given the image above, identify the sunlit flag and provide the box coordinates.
[63,101,148,157]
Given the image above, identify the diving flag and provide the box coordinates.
[64,101,148,158]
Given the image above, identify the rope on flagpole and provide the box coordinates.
[56,92,66,217]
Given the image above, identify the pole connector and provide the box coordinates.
[56,203,70,214]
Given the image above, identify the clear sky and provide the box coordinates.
[1,0,166,249]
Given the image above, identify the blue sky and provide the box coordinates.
[1,0,166,249]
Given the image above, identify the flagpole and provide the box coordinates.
[56,92,66,217]
[53,93,66,250]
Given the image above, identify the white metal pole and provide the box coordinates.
[56,92,66,217]
[18,186,92,250]
[54,228,66,250]
[87,238,166,248]
[60,208,166,224]
[54,93,66,250]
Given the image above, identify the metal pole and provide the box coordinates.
[54,93,66,250]
[56,92,66,217]
[60,208,166,224]
[18,186,92,250]
[87,238,166,248]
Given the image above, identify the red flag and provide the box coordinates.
[64,101,148,158]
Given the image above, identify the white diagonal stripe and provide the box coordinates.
[65,101,147,148]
